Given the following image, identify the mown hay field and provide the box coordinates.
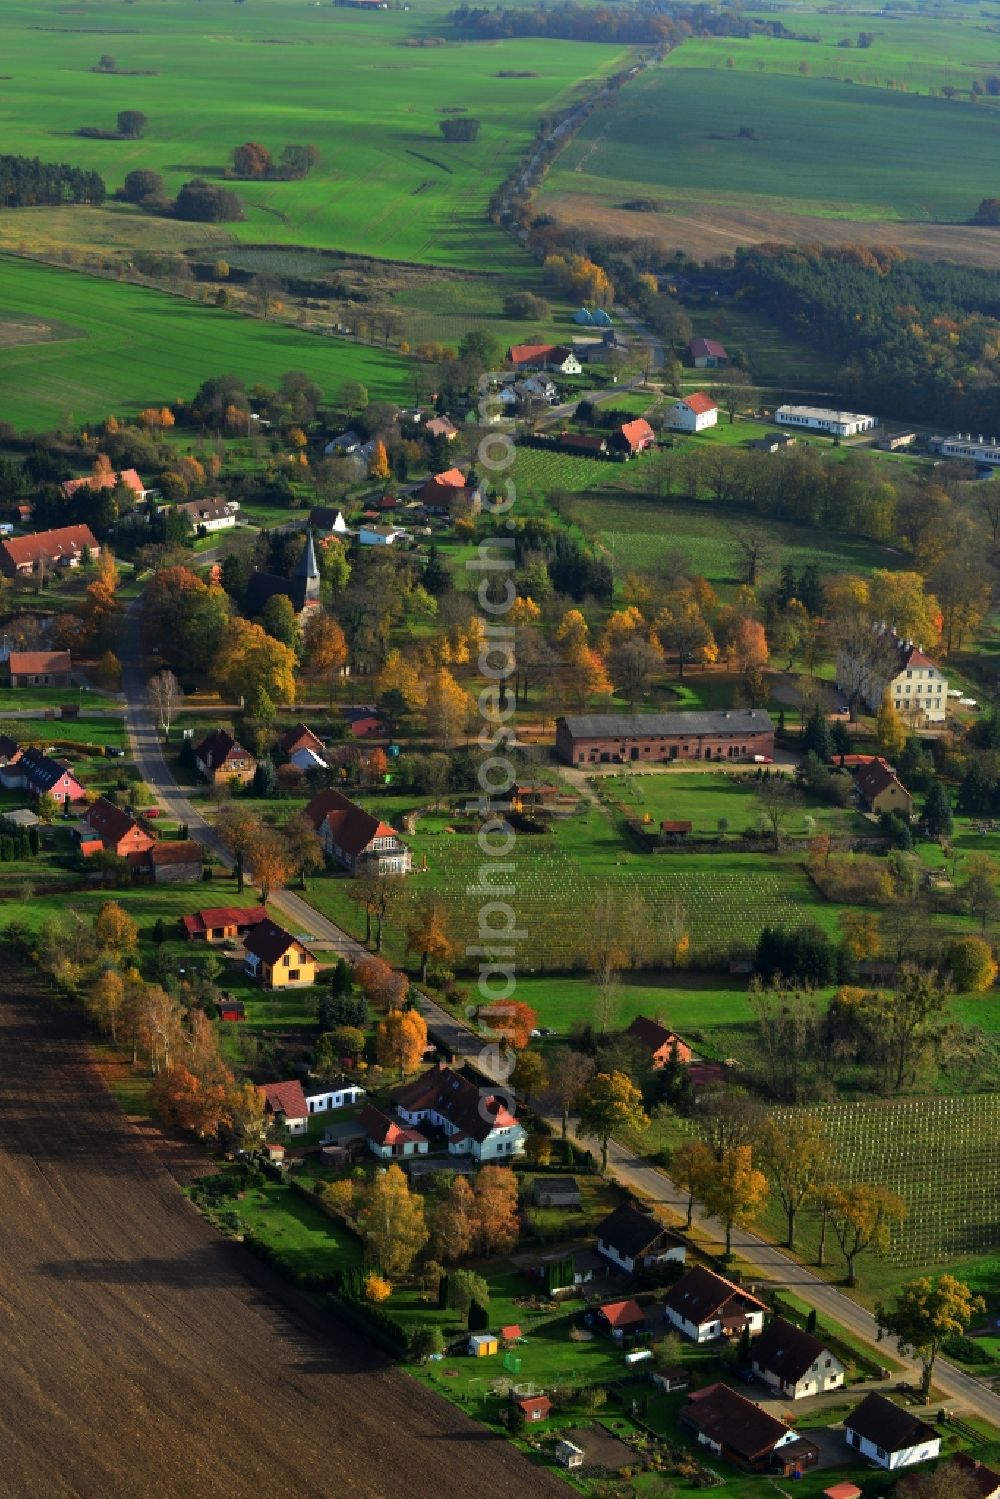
[0,0,628,270]
[0,256,408,429]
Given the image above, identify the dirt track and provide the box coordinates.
[0,978,565,1499]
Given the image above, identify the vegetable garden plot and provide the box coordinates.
[774,1096,1000,1266]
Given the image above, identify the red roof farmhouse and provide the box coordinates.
[84,797,156,858]
[688,337,728,367]
[556,710,774,767]
[304,788,411,875]
[417,467,480,515]
[615,418,656,456]
[6,650,71,688]
[666,392,718,433]
[62,467,148,502]
[391,1062,524,1162]
[258,1079,309,1135]
[680,1383,818,1475]
[359,1102,429,1160]
[0,525,100,577]
[127,839,203,884]
[180,904,268,941]
[664,1266,767,1343]
[624,1015,692,1067]
[0,745,86,805]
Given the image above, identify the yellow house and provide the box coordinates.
[855,759,914,819]
[243,918,318,988]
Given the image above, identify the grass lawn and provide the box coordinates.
[0,256,409,431]
[0,0,629,271]
[227,1180,362,1276]
[598,769,870,838]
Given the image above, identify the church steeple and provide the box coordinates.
[295,527,321,606]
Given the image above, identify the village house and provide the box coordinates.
[776,404,877,438]
[304,1078,366,1114]
[359,1102,429,1160]
[514,376,558,406]
[194,729,256,787]
[837,629,948,724]
[556,710,774,766]
[595,1202,687,1275]
[595,1298,654,1341]
[6,649,71,688]
[62,467,149,503]
[515,1395,552,1424]
[83,797,156,859]
[747,433,796,454]
[613,418,656,457]
[624,1015,693,1068]
[750,1318,845,1400]
[0,525,100,578]
[258,1079,309,1136]
[424,415,459,441]
[127,840,203,884]
[417,467,481,516]
[680,1384,819,1476]
[174,497,239,533]
[855,758,914,818]
[180,904,268,942]
[277,723,325,759]
[304,787,411,875]
[505,343,581,375]
[843,1393,941,1471]
[664,1266,767,1343]
[3,745,87,805]
[688,337,728,368]
[324,429,363,456]
[358,522,404,547]
[342,706,384,738]
[666,394,718,433]
[243,918,318,989]
[392,1062,525,1162]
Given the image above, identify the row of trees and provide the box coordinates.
[0,152,105,207]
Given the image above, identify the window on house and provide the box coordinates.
[288,969,300,982]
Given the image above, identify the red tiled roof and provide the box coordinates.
[689,337,727,359]
[180,904,267,937]
[277,723,324,756]
[682,393,718,415]
[391,1063,519,1144]
[85,796,150,848]
[625,1015,688,1057]
[425,416,458,437]
[599,1298,646,1330]
[620,418,655,451]
[258,1079,308,1121]
[2,525,98,571]
[358,1102,427,1149]
[517,1396,552,1418]
[507,343,555,366]
[8,650,71,676]
[660,820,692,834]
[127,839,202,868]
[855,757,909,804]
[304,788,401,858]
[195,729,253,771]
[62,467,144,498]
[665,1266,766,1324]
[682,1383,793,1463]
[500,1324,522,1340]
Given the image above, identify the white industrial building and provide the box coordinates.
[934,434,1000,467]
[775,405,877,438]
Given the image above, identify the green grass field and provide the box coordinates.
[0,0,628,270]
[546,63,1000,223]
[0,256,408,429]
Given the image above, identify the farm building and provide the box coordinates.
[555,710,774,766]
[775,405,877,438]
[843,1393,940,1471]
[62,467,149,503]
[505,343,581,374]
[747,433,796,454]
[6,649,71,687]
[532,1176,581,1208]
[688,337,728,368]
[666,393,718,432]
[0,524,100,577]
[194,729,256,786]
[558,433,608,456]
[624,1015,692,1068]
[243,919,318,989]
[417,467,481,514]
[680,1384,818,1475]
[933,434,1000,468]
[174,497,239,533]
[595,1202,686,1275]
[854,758,914,817]
[664,1266,766,1343]
[750,1318,845,1400]
[304,1079,366,1114]
[127,840,203,884]
[878,431,916,452]
[180,904,268,942]
[305,788,410,875]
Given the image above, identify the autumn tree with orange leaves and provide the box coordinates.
[377,1006,428,1079]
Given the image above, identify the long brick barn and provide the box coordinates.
[555,710,775,766]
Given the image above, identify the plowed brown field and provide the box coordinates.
[0,979,564,1499]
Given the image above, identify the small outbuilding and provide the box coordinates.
[532,1175,581,1208]
[843,1392,941,1471]
[468,1333,498,1358]
[515,1394,552,1423]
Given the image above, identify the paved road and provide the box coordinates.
[120,600,1000,1425]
